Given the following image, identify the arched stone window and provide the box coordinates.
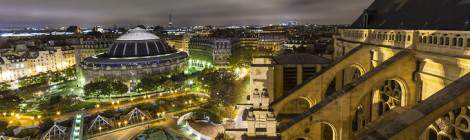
[420,106,470,140]
[445,37,450,45]
[352,68,362,81]
[352,106,366,132]
[467,38,470,47]
[439,37,444,45]
[407,35,411,41]
[288,98,311,112]
[321,123,335,140]
[452,38,457,46]
[325,78,336,97]
[377,80,403,116]
[458,38,464,47]
[397,34,402,42]
[433,36,438,44]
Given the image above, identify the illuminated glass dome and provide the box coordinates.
[107,27,174,57]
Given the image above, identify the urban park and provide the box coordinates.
[0,64,250,140]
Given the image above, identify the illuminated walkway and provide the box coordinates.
[70,111,85,140]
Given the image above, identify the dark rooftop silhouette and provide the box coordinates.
[351,0,470,30]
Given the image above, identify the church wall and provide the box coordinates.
[280,51,417,140]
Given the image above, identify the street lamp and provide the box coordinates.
[56,111,61,115]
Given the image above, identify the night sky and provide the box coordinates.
[0,0,373,27]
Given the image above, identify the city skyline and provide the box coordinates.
[0,0,373,27]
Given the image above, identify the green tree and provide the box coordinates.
[50,71,66,83]
[200,70,237,105]
[229,45,253,68]
[39,94,74,111]
[162,80,176,91]
[110,81,128,95]
[0,82,10,91]
[0,91,22,111]
[63,67,76,79]
[137,78,158,92]
[84,79,128,98]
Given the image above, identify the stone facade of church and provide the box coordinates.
[250,0,470,139]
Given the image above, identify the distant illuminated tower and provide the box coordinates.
[168,13,173,28]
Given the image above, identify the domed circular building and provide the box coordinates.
[81,28,188,81]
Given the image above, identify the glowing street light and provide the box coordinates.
[56,111,61,115]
